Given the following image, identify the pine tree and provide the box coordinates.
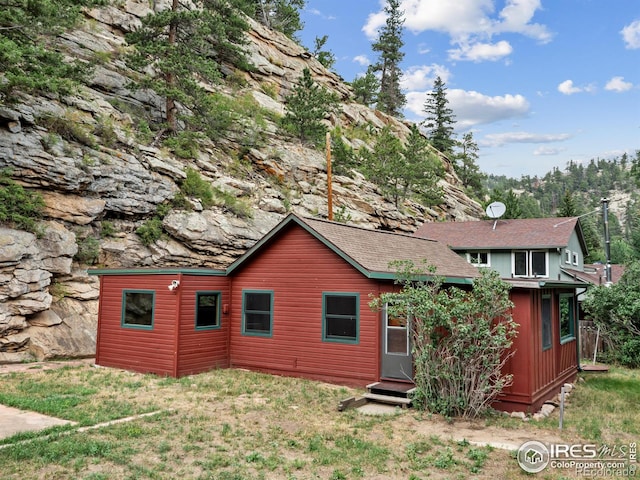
[454,132,485,199]
[312,35,336,70]
[403,125,444,206]
[361,126,406,206]
[0,0,106,99]
[248,0,305,38]
[281,68,341,144]
[370,0,406,117]
[125,0,250,135]
[422,76,456,156]
[350,68,379,107]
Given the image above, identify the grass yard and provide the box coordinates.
[0,364,637,479]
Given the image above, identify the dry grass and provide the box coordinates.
[0,364,637,479]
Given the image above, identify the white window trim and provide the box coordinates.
[466,251,491,268]
[564,249,571,264]
[512,250,549,278]
[572,251,579,266]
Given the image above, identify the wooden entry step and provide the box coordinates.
[337,381,416,411]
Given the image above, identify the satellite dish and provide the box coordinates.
[486,201,506,219]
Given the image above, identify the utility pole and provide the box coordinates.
[601,198,612,285]
[326,132,333,221]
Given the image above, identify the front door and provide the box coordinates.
[381,305,412,380]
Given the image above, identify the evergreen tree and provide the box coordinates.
[350,68,379,107]
[312,35,335,70]
[361,126,406,206]
[248,0,305,38]
[370,0,406,117]
[403,125,444,206]
[125,0,250,135]
[281,68,341,144]
[454,132,485,199]
[0,0,106,99]
[422,76,456,156]
[557,190,578,217]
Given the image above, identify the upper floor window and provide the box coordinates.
[572,252,579,266]
[513,250,548,277]
[466,251,490,267]
[564,249,571,264]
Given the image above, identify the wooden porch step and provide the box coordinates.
[363,392,412,408]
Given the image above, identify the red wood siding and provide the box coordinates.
[229,225,381,387]
[496,288,579,412]
[96,275,179,376]
[176,275,230,376]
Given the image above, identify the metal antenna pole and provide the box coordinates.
[601,198,612,285]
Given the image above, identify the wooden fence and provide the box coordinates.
[579,320,606,361]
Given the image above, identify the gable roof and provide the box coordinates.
[226,213,479,283]
[568,263,625,286]
[414,217,588,253]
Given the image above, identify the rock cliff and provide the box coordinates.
[0,1,483,362]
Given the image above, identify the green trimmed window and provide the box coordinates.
[242,290,273,336]
[122,290,155,329]
[559,294,575,342]
[323,293,359,343]
[541,295,552,350]
[196,292,221,330]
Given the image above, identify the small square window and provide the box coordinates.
[122,290,154,329]
[564,249,571,264]
[242,290,273,336]
[572,252,579,265]
[468,252,489,267]
[196,292,220,329]
[323,293,359,343]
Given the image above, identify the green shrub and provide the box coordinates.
[0,169,45,234]
[75,236,100,264]
[181,167,214,207]
[100,221,116,238]
[163,132,204,159]
[136,218,163,247]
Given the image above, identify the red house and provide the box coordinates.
[91,213,584,412]
[414,217,590,412]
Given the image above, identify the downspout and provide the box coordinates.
[575,293,582,372]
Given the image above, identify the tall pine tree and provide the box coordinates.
[0,0,106,99]
[126,0,250,135]
[422,76,456,156]
[371,0,406,117]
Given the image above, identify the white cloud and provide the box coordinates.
[448,40,513,62]
[481,132,571,148]
[533,146,566,156]
[605,76,633,93]
[363,0,551,63]
[353,55,371,67]
[405,88,530,129]
[621,19,640,49]
[557,79,596,95]
[400,64,451,91]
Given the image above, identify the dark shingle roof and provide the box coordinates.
[414,217,585,251]
[227,214,479,282]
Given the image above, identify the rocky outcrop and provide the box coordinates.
[0,1,483,362]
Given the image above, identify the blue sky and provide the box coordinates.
[299,0,640,179]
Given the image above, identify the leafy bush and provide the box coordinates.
[583,260,640,368]
[75,236,100,264]
[135,218,163,247]
[0,169,45,234]
[181,167,214,207]
[371,262,517,418]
